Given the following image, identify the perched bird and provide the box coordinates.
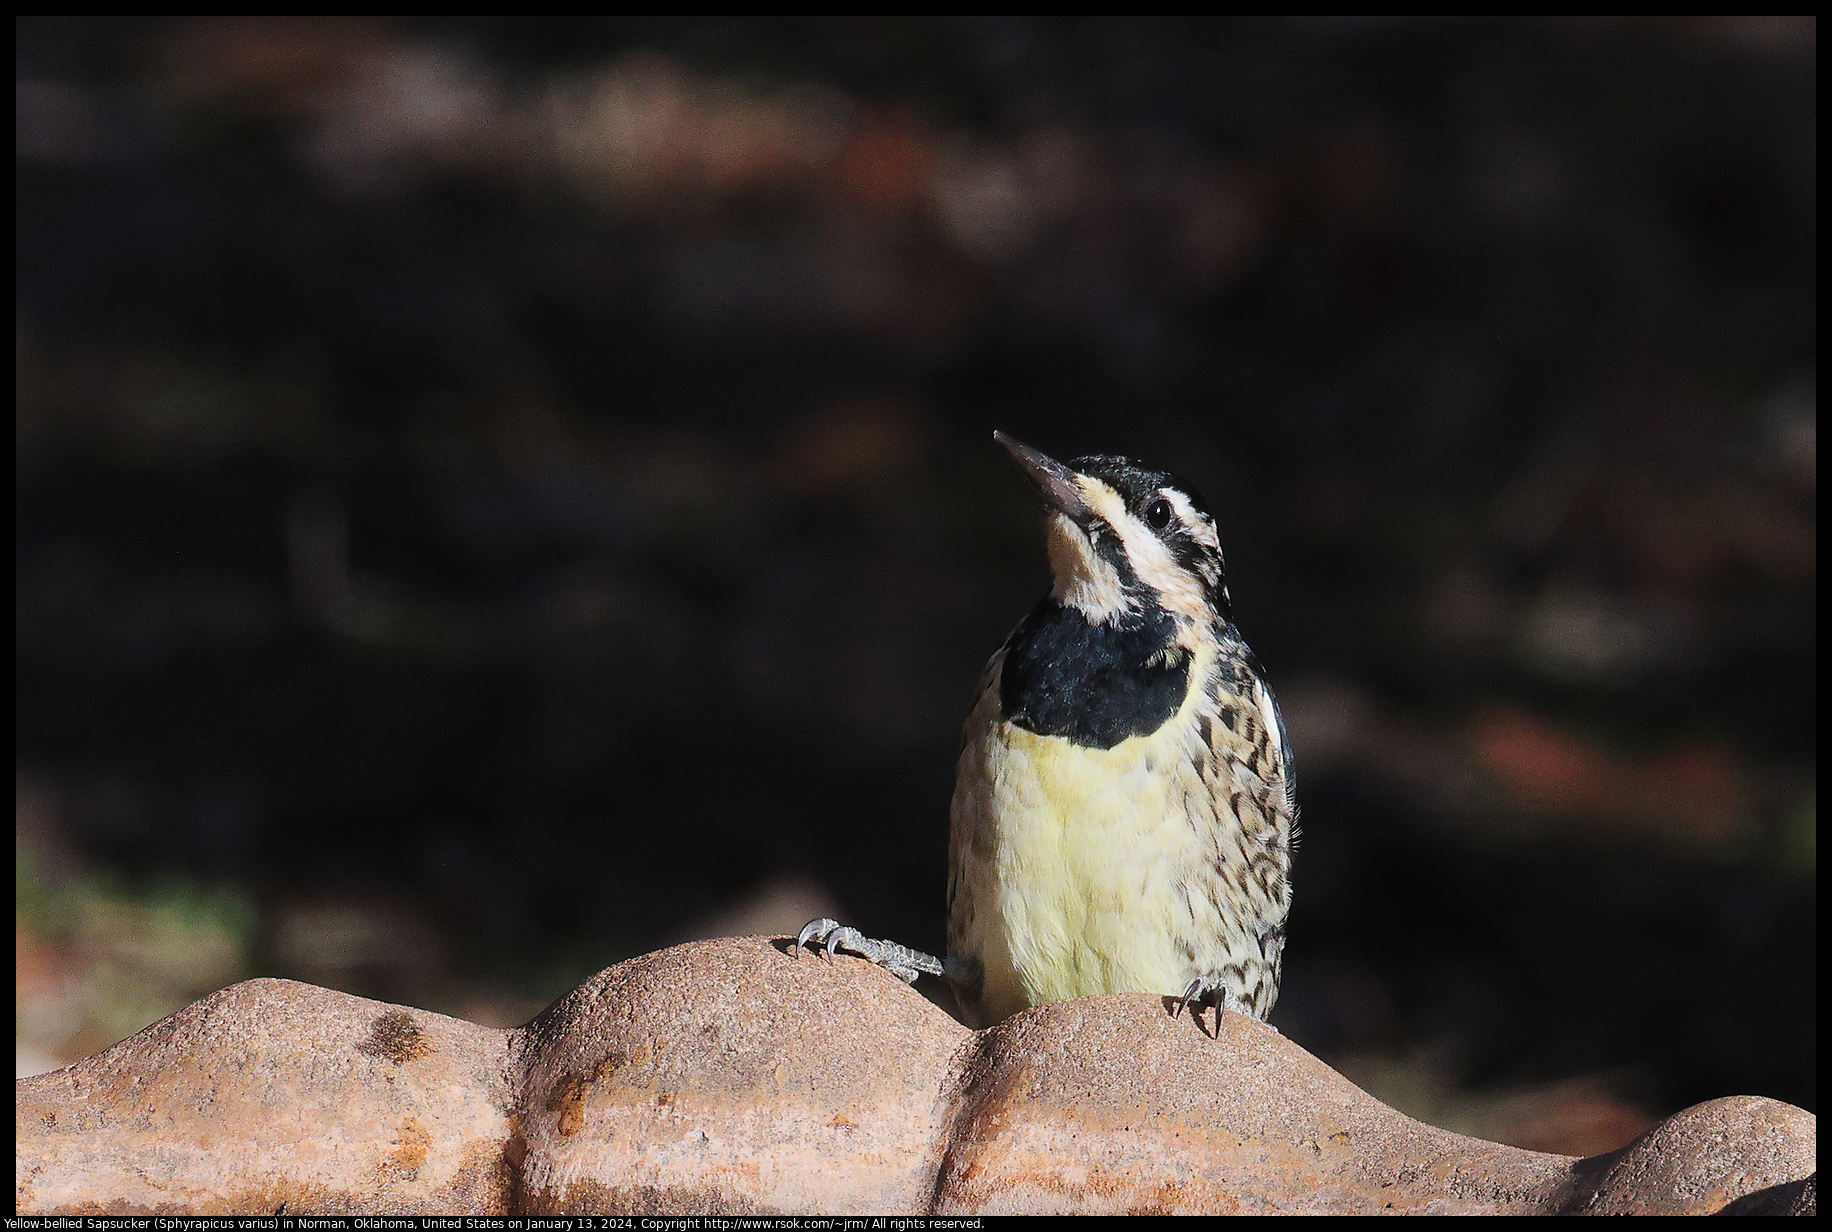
[798,432,1296,1033]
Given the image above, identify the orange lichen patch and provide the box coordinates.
[548,1073,589,1137]
[392,1116,432,1173]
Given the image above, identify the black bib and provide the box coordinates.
[999,598,1190,751]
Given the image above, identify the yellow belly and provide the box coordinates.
[947,682,1279,1026]
[999,723,1209,1008]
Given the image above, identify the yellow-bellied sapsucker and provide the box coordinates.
[798,432,1296,1033]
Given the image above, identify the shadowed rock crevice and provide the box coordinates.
[14,937,1816,1215]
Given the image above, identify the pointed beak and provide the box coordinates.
[994,431,1090,523]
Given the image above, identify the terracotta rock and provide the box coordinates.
[1720,1173,1815,1216]
[15,977,517,1215]
[14,936,1816,1215]
[515,937,970,1213]
[1560,1095,1819,1215]
[931,996,1578,1214]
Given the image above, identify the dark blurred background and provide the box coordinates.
[16,17,1814,1152]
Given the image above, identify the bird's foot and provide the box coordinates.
[1175,976,1272,1038]
[792,918,943,985]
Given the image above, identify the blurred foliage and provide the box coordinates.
[18,839,256,1069]
[15,17,1814,1146]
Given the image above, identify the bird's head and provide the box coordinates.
[995,431,1231,632]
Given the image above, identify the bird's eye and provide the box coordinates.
[1144,498,1174,530]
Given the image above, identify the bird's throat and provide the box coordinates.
[999,599,1190,750]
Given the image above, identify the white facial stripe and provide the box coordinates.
[1045,508,1131,622]
[1079,478,1212,626]
[1119,519,1212,623]
[1162,487,1223,593]
[1163,489,1219,553]
[1078,477,1130,530]
[1045,474,1220,627]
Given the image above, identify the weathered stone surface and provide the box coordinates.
[15,978,517,1215]
[515,936,970,1213]
[1719,1173,1815,1216]
[1558,1095,1819,1215]
[931,996,1577,1214]
[14,937,1816,1215]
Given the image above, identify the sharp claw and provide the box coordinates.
[1176,978,1235,1038]
[797,918,840,956]
[791,919,941,987]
